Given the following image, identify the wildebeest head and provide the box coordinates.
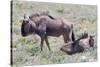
[21,14,36,36]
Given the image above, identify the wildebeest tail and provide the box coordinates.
[70,24,75,41]
[72,30,75,41]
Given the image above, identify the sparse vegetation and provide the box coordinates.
[11,1,97,66]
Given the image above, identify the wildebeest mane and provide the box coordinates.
[29,13,55,20]
[77,33,88,41]
[29,13,39,19]
[71,33,88,46]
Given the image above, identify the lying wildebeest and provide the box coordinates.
[21,13,75,51]
[60,33,94,55]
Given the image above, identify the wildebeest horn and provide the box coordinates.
[24,14,26,19]
[24,14,29,19]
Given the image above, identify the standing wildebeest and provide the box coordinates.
[21,13,75,51]
[60,33,94,55]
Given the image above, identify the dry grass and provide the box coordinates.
[11,1,97,66]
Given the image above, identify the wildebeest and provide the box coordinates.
[60,33,94,55]
[21,13,75,51]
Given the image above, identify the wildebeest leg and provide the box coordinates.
[45,36,51,51]
[38,23,46,51]
[40,37,45,51]
[63,34,68,43]
[63,32,71,43]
